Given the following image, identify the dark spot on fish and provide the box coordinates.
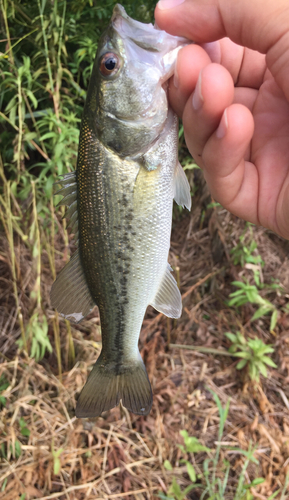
[121,234,129,244]
[120,276,127,287]
[125,212,134,222]
[121,195,129,207]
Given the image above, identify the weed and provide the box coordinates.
[17,313,53,361]
[0,437,22,460]
[19,417,30,437]
[228,280,279,332]
[225,331,277,382]
[51,439,64,475]
[0,375,9,407]
[158,391,274,500]
[231,225,263,262]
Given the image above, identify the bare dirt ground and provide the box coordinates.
[1,172,289,499]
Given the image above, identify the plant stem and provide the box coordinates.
[1,0,14,65]
[37,0,54,93]
[17,76,23,174]
[53,314,62,383]
[66,319,75,369]
[3,180,27,352]
[31,181,41,309]
[170,344,235,357]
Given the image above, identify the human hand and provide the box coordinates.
[155,0,289,239]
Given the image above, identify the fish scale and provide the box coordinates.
[51,4,191,418]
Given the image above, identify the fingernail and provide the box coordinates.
[157,0,185,10]
[192,71,203,111]
[216,109,228,139]
[173,55,179,88]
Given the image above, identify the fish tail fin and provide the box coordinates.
[75,354,152,418]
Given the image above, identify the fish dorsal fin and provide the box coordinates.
[55,172,79,243]
[150,264,182,319]
[173,162,191,210]
[50,249,95,323]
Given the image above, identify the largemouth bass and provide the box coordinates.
[51,5,191,418]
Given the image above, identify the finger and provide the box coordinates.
[181,63,235,167]
[202,39,266,89]
[168,44,259,120]
[155,0,289,101]
[201,104,256,223]
[233,87,258,112]
[168,44,211,117]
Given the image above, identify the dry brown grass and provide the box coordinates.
[1,173,289,499]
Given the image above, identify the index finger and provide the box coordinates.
[155,0,289,100]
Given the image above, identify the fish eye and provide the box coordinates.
[99,52,121,77]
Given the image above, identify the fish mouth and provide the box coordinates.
[111,4,189,83]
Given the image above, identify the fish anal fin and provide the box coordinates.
[173,161,191,210]
[50,249,95,323]
[75,354,152,417]
[150,264,182,319]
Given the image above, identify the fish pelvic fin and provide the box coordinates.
[75,354,153,418]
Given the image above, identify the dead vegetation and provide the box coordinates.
[1,173,289,499]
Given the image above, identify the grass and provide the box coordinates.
[1,0,289,499]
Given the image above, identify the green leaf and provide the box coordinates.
[170,477,182,500]
[250,477,265,486]
[231,281,247,289]
[1,478,7,492]
[14,440,22,458]
[234,352,251,359]
[236,331,247,345]
[236,358,248,370]
[164,460,173,471]
[39,131,58,141]
[21,427,31,437]
[26,89,38,109]
[251,305,273,321]
[224,332,237,343]
[249,363,258,381]
[180,431,211,454]
[185,462,196,483]
[256,362,268,378]
[270,309,278,331]
[262,356,277,368]
[54,457,61,475]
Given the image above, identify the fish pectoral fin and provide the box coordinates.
[75,354,152,418]
[150,264,182,319]
[54,171,79,242]
[50,248,95,323]
[173,161,191,210]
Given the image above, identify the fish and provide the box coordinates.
[51,4,191,418]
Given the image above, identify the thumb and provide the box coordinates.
[155,0,289,100]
